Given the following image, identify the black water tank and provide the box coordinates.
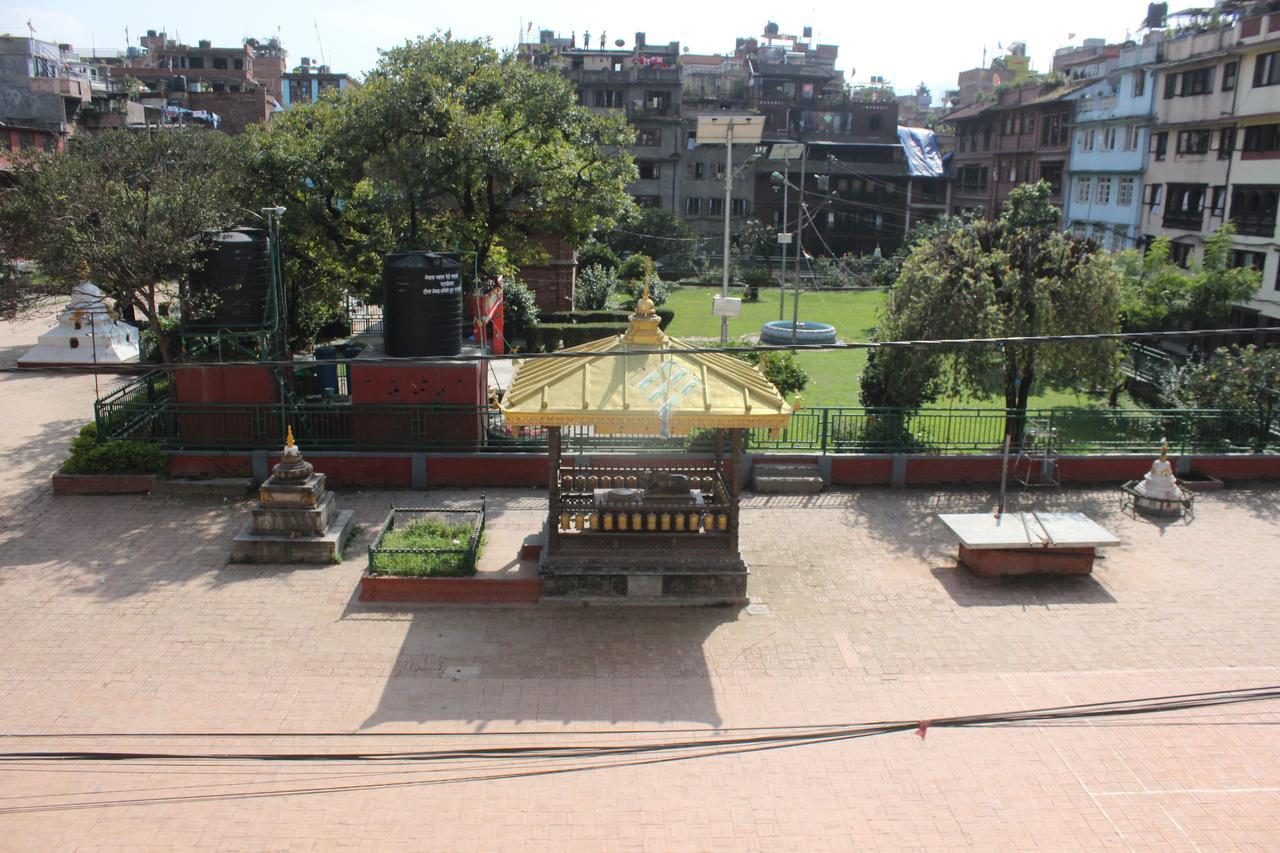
[382,252,463,357]
[186,228,272,327]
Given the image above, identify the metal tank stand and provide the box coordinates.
[1014,418,1060,488]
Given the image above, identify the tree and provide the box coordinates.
[574,264,618,310]
[603,207,698,272]
[1115,225,1260,333]
[869,181,1123,442]
[0,128,247,363]
[1162,344,1280,451]
[346,35,635,274]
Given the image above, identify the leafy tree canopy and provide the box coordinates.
[1114,225,1260,333]
[0,128,247,362]
[866,181,1123,440]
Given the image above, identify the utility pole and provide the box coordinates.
[778,159,789,321]
[720,120,734,344]
[791,143,808,345]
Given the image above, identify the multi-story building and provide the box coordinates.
[946,80,1086,222]
[281,57,356,107]
[1062,42,1159,250]
[1225,8,1280,323]
[109,31,286,132]
[0,36,94,156]
[1052,39,1124,80]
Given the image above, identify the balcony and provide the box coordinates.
[564,67,680,84]
[1163,210,1204,231]
[1230,213,1278,238]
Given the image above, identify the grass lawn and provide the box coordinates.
[660,286,1142,411]
[370,518,483,577]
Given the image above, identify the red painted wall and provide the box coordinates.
[429,455,548,487]
[175,365,280,404]
[831,457,893,485]
[907,457,1005,485]
[1056,456,1153,483]
[350,363,484,405]
[271,454,411,488]
[169,454,254,477]
[1191,456,1280,480]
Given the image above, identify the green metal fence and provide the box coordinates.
[94,392,1278,456]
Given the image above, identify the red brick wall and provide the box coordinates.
[519,234,576,313]
[830,457,894,485]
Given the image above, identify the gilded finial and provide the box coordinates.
[76,261,90,281]
[1159,438,1168,462]
[286,425,296,448]
[635,279,656,317]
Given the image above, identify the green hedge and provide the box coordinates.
[539,308,674,330]
[62,422,168,475]
[526,322,627,351]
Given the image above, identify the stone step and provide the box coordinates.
[153,477,255,497]
[752,463,824,494]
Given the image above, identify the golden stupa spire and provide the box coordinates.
[624,279,662,346]
[285,425,296,448]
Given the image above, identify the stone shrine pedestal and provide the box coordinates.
[230,431,353,563]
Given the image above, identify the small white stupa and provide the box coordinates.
[18,269,140,368]
[1133,440,1189,516]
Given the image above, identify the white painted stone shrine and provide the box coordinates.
[18,281,139,368]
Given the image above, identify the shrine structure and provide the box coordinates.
[500,286,794,604]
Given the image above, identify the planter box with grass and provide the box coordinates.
[361,500,505,602]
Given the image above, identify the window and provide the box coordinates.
[1219,127,1237,159]
[635,129,661,146]
[958,165,988,191]
[1076,176,1093,204]
[1163,72,1178,99]
[1169,242,1194,268]
[1243,124,1280,153]
[1133,69,1146,97]
[592,89,625,108]
[1103,127,1117,150]
[187,56,204,70]
[1153,131,1169,160]
[212,57,227,70]
[1040,162,1063,195]
[1231,250,1267,272]
[687,162,705,179]
[233,58,244,70]
[1021,113,1035,134]
[1002,114,1015,135]
[1164,183,1207,230]
[1017,159,1030,183]
[69,338,79,349]
[1176,129,1211,154]
[1181,66,1214,95]
[1146,184,1163,208]
[1211,186,1227,214]
[1081,128,1096,151]
[684,197,700,215]
[1125,125,1141,151]
[635,195,661,208]
[1229,185,1279,236]
[1254,51,1280,87]
[686,130,696,151]
[1117,177,1135,207]
[1096,176,1113,205]
[18,132,35,150]
[730,198,749,216]
[711,163,725,180]
[869,114,881,130]
[707,197,724,215]
[637,161,660,180]
[1223,60,1238,91]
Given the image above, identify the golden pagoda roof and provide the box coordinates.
[500,290,794,436]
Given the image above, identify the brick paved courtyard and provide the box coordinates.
[2,313,1279,850]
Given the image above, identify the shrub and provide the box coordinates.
[624,271,669,307]
[499,278,539,338]
[618,253,655,282]
[61,422,168,475]
[574,264,618,311]
[724,341,808,397]
[527,321,629,351]
[540,308,675,331]
[829,411,931,453]
[576,239,621,272]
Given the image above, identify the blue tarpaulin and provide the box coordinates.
[897,126,944,178]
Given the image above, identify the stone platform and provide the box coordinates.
[228,431,353,564]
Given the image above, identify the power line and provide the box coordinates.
[2,325,1274,375]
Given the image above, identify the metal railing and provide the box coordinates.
[94,394,1279,456]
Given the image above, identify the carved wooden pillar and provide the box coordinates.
[729,428,743,552]
[547,425,561,553]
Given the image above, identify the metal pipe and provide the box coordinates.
[720,121,734,344]
[792,143,807,346]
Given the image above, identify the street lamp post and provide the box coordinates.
[720,121,734,345]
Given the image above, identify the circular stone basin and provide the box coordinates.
[759,320,837,345]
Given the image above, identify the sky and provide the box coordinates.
[3,0,1156,105]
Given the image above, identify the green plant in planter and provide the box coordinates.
[61,422,167,475]
[370,517,485,577]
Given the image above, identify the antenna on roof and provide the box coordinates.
[313,19,327,67]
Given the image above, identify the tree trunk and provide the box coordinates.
[1004,360,1035,449]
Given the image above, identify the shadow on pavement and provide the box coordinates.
[930,564,1117,607]
[352,599,737,729]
